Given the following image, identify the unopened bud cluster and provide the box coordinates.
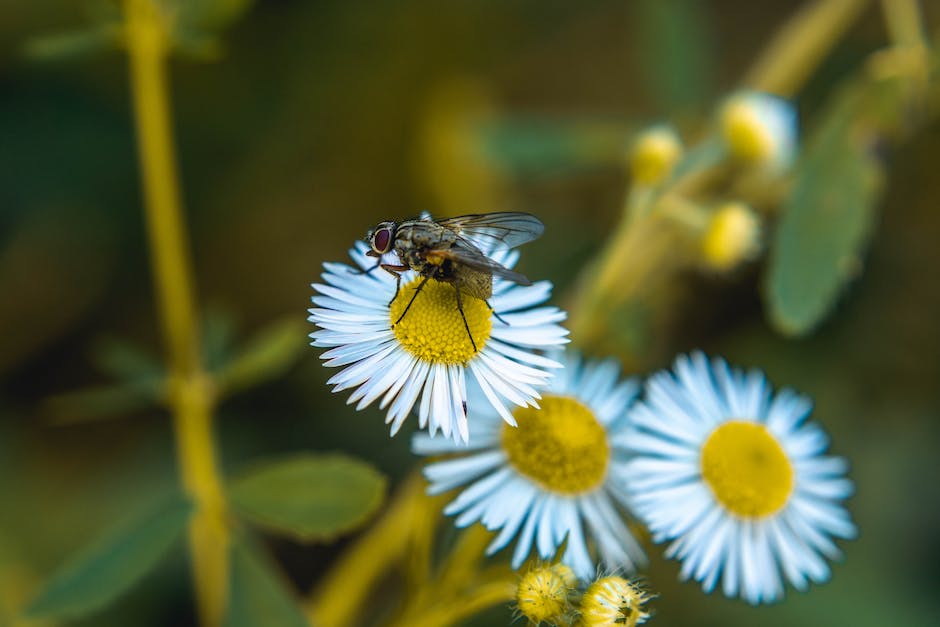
[626,91,791,274]
[515,564,653,626]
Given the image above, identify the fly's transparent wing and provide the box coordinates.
[434,240,532,286]
[435,212,544,252]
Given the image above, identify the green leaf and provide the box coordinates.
[175,0,255,33]
[168,0,255,59]
[223,536,309,627]
[765,73,906,336]
[203,308,239,371]
[631,0,715,112]
[92,338,162,382]
[43,338,164,424]
[43,379,163,424]
[23,25,121,61]
[479,117,631,175]
[25,495,191,620]
[230,454,386,542]
[215,317,308,397]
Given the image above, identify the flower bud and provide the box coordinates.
[579,576,651,627]
[516,563,577,624]
[629,125,683,186]
[701,202,761,271]
[720,91,797,169]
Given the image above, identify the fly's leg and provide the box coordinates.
[453,284,478,353]
[381,264,409,306]
[486,300,509,325]
[394,274,431,325]
[350,260,382,275]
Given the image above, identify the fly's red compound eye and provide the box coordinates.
[372,227,392,253]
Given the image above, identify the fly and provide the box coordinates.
[362,212,545,353]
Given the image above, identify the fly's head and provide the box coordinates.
[366,221,396,258]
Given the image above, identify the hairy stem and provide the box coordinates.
[125,1,228,624]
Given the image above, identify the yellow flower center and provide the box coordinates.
[501,395,609,495]
[701,420,794,518]
[390,277,491,365]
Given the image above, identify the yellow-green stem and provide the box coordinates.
[386,578,516,627]
[125,1,228,625]
[742,0,871,97]
[436,524,493,594]
[307,473,440,627]
[566,211,689,356]
[881,0,925,47]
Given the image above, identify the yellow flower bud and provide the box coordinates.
[701,202,761,272]
[720,92,797,168]
[579,576,651,627]
[629,125,683,186]
[516,563,577,625]
[550,563,578,588]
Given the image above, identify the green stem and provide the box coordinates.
[741,0,871,97]
[385,579,516,627]
[880,0,925,48]
[125,1,228,625]
[307,473,440,627]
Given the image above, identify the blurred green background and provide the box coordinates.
[1,1,939,625]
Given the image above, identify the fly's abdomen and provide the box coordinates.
[455,267,493,300]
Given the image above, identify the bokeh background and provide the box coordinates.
[2,1,939,625]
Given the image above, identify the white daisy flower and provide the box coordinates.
[623,352,857,604]
[308,243,568,443]
[414,352,647,579]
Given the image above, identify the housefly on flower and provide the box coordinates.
[362,212,544,352]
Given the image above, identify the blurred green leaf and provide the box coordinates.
[765,39,940,335]
[92,338,163,382]
[215,317,308,397]
[479,118,631,175]
[168,0,255,60]
[24,495,191,621]
[764,70,911,335]
[631,0,715,112]
[23,25,121,61]
[766,117,882,335]
[42,379,163,424]
[223,535,308,627]
[203,309,239,371]
[230,453,386,543]
[43,338,165,424]
[175,0,255,34]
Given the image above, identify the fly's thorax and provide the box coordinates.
[394,221,459,274]
[394,220,455,249]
